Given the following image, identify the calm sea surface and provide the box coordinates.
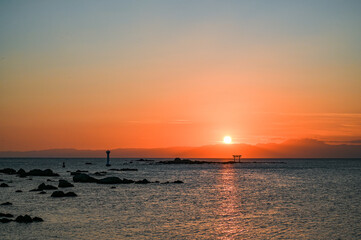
[0,158,360,240]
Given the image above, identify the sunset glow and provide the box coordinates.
[0,1,360,153]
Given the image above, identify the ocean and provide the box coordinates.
[1,158,360,239]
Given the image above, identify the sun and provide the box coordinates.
[223,136,232,144]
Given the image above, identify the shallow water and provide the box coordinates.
[1,158,360,239]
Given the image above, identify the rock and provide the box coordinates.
[0,202,12,206]
[0,179,3,181]
[65,192,77,197]
[0,213,13,218]
[15,215,42,223]
[73,174,97,183]
[27,169,59,177]
[58,180,74,188]
[38,191,46,194]
[110,186,116,189]
[51,191,77,197]
[97,177,123,184]
[0,168,17,175]
[0,183,9,187]
[70,170,89,176]
[47,179,55,182]
[17,168,27,177]
[94,171,107,176]
[37,183,58,190]
[32,217,43,222]
[85,162,92,165]
[173,180,184,184]
[0,218,12,223]
[109,168,138,171]
[135,179,151,184]
[15,190,22,193]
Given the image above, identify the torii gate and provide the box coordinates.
[232,155,242,162]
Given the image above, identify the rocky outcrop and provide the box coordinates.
[0,183,9,187]
[0,213,13,218]
[58,180,74,188]
[27,169,59,177]
[97,177,134,184]
[135,179,151,184]
[70,170,89,176]
[0,202,12,206]
[51,191,77,197]
[30,183,57,191]
[0,168,17,175]
[73,174,97,183]
[15,215,43,223]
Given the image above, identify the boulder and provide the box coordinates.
[37,183,57,190]
[97,177,122,184]
[0,202,12,206]
[32,217,43,222]
[27,169,59,177]
[173,180,184,184]
[0,218,12,223]
[135,179,151,184]
[0,183,9,187]
[51,191,77,197]
[58,180,74,188]
[15,215,43,223]
[73,174,97,183]
[15,190,22,193]
[70,170,89,176]
[0,213,13,218]
[0,168,16,175]
[17,168,27,177]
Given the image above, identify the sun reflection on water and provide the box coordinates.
[214,164,245,239]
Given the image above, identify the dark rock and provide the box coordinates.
[51,191,77,197]
[17,168,27,177]
[0,183,9,187]
[58,180,74,188]
[0,168,17,175]
[0,202,12,206]
[70,170,89,175]
[110,186,116,189]
[15,215,33,223]
[65,192,77,197]
[47,179,55,182]
[109,168,138,171]
[38,191,46,194]
[0,213,13,218]
[37,183,58,190]
[32,217,43,222]
[15,190,22,193]
[73,174,97,183]
[0,179,3,181]
[85,162,92,165]
[136,159,154,162]
[173,180,184,184]
[97,177,122,184]
[121,178,135,184]
[94,171,107,176]
[27,169,59,177]
[135,179,151,184]
[0,218,12,223]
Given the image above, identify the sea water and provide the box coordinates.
[0,158,360,239]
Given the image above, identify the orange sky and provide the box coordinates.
[0,1,360,151]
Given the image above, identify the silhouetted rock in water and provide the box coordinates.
[135,179,151,184]
[94,171,107,176]
[97,177,135,184]
[70,170,89,176]
[58,180,74,188]
[15,190,22,193]
[47,179,55,182]
[27,169,59,177]
[17,168,27,177]
[0,183,9,187]
[38,191,46,194]
[0,168,17,175]
[173,180,184,184]
[109,168,138,171]
[159,158,205,164]
[0,213,13,218]
[73,173,97,183]
[0,218,12,223]
[36,183,57,191]
[136,159,154,162]
[15,215,43,223]
[110,186,116,189]
[85,162,92,165]
[0,179,3,181]
[0,202,12,206]
[51,191,77,197]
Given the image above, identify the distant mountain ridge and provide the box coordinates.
[0,139,360,158]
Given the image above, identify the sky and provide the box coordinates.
[0,0,361,151]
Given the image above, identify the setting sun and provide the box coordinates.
[223,136,232,144]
